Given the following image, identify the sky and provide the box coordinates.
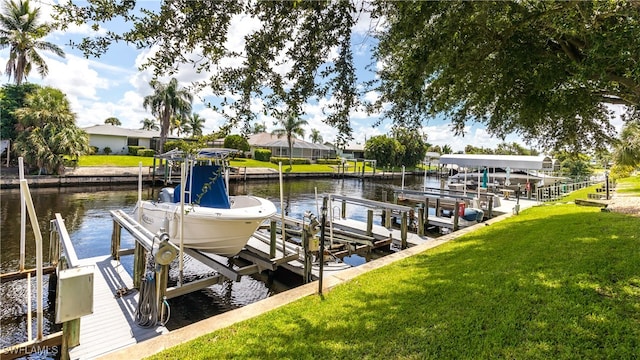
[0,1,625,153]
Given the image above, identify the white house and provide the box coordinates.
[248,132,334,160]
[83,125,161,154]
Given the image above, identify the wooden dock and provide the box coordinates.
[68,256,168,360]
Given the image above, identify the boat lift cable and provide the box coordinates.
[134,236,171,328]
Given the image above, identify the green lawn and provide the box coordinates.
[77,155,156,167]
[148,180,640,359]
[615,175,640,195]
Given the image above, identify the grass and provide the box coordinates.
[77,155,156,167]
[147,182,640,359]
[615,175,640,195]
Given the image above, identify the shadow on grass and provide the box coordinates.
[151,205,640,359]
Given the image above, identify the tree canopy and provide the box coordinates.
[52,0,640,151]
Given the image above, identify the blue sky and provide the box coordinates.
[1,1,624,152]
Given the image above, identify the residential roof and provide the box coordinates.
[439,154,553,170]
[248,132,332,150]
[83,124,161,138]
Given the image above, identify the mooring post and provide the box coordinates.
[61,319,80,359]
[157,264,169,321]
[401,211,408,249]
[111,221,121,260]
[366,209,373,237]
[341,200,346,219]
[487,196,494,218]
[424,198,430,224]
[384,208,391,228]
[133,243,146,289]
[418,207,424,236]
[381,190,387,203]
[318,197,328,295]
[453,201,460,231]
[302,229,310,284]
[270,220,277,258]
[436,198,441,216]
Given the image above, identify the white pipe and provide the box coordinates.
[27,272,32,341]
[423,165,427,192]
[19,179,43,340]
[137,162,142,223]
[179,161,186,287]
[279,162,285,255]
[19,157,25,271]
[401,165,405,190]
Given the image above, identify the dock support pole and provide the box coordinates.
[436,198,441,216]
[418,207,424,236]
[487,196,494,219]
[384,209,391,229]
[111,221,121,260]
[401,212,408,249]
[269,220,277,258]
[156,264,169,322]
[424,198,429,225]
[133,243,146,289]
[366,210,373,237]
[341,200,346,219]
[381,190,387,203]
[453,201,460,231]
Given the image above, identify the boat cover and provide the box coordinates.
[174,165,231,208]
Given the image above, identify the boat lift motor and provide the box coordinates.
[153,231,177,266]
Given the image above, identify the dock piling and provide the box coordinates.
[366,210,373,237]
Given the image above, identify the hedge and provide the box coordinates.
[254,149,271,162]
[270,156,311,165]
[316,158,342,165]
[137,149,156,157]
[128,146,145,155]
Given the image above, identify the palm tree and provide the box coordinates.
[0,0,65,85]
[272,111,308,169]
[13,86,89,174]
[252,121,266,134]
[142,78,192,152]
[613,120,640,167]
[184,113,206,137]
[104,116,121,126]
[140,117,159,131]
[441,144,453,154]
[309,129,323,144]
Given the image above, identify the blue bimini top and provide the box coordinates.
[173,165,231,209]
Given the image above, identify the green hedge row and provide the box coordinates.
[128,146,145,155]
[270,156,311,165]
[316,158,342,165]
[137,149,155,157]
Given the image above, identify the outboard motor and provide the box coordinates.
[159,187,175,203]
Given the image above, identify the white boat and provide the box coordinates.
[135,148,277,257]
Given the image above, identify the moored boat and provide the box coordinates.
[135,149,277,257]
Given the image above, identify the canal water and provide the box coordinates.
[0,175,440,349]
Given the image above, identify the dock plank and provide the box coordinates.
[68,256,167,360]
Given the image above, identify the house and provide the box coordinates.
[248,132,334,160]
[83,124,161,154]
[330,141,365,159]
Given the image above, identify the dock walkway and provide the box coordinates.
[68,256,167,360]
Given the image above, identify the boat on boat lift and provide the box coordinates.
[135,148,277,257]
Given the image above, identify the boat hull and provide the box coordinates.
[135,196,277,257]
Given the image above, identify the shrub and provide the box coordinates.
[89,146,99,155]
[254,148,271,162]
[224,134,250,151]
[103,146,112,155]
[128,146,145,155]
[137,149,155,157]
[316,158,342,165]
[270,156,311,165]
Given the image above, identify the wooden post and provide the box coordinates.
[384,208,391,228]
[401,211,408,249]
[381,190,387,203]
[341,200,346,219]
[487,196,494,218]
[133,242,146,289]
[111,221,121,260]
[366,209,373,237]
[453,201,460,231]
[417,207,424,236]
[424,198,430,224]
[270,220,277,258]
[156,264,169,322]
[61,319,80,358]
[436,198,441,216]
[393,193,398,204]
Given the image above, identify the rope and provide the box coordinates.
[134,273,157,328]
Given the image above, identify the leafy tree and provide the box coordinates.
[52,1,357,145]
[364,135,401,168]
[183,113,205,137]
[0,82,39,140]
[373,1,640,151]
[393,127,426,167]
[140,117,159,131]
[441,144,453,155]
[13,86,89,174]
[309,129,323,144]
[252,122,266,134]
[104,116,121,126]
[1,0,65,85]
[142,78,192,152]
[223,134,250,152]
[560,156,593,181]
[464,145,494,155]
[494,142,537,155]
[272,112,308,169]
[613,120,640,168]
